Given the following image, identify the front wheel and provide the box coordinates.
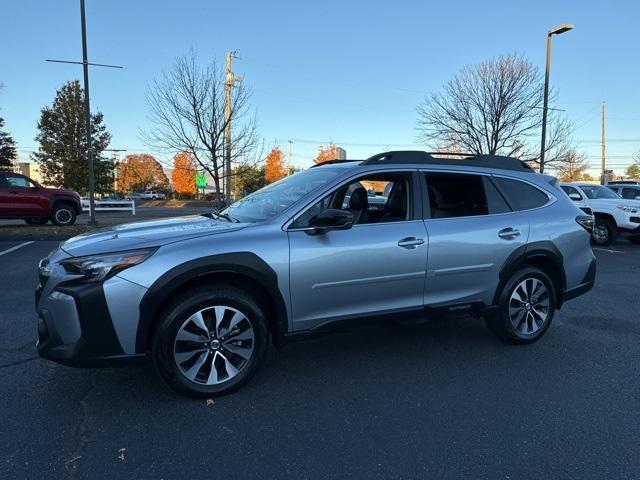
[51,204,77,226]
[485,266,556,344]
[151,285,269,397]
[591,217,617,245]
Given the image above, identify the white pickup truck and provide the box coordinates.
[560,183,640,245]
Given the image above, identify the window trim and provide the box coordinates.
[285,169,422,231]
[490,174,556,213]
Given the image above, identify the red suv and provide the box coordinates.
[0,172,82,226]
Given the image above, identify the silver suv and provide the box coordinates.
[36,151,596,397]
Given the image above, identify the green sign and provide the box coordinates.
[195,172,207,188]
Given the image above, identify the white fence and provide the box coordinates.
[82,200,136,215]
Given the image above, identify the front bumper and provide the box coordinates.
[36,281,144,367]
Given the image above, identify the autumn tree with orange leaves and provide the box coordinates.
[117,154,170,194]
[313,143,341,164]
[264,147,287,183]
[172,152,197,198]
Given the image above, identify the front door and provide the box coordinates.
[287,171,428,331]
[0,174,43,216]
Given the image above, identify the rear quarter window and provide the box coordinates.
[493,177,550,211]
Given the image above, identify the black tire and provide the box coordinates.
[151,284,269,397]
[24,217,49,225]
[628,236,640,245]
[50,203,77,226]
[591,217,617,246]
[485,266,556,345]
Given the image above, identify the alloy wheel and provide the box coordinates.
[592,224,609,244]
[55,208,73,225]
[508,278,550,335]
[173,305,255,385]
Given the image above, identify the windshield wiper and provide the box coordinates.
[212,211,239,223]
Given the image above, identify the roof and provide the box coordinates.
[311,150,534,173]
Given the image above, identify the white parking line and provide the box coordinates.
[0,241,35,257]
[593,247,625,254]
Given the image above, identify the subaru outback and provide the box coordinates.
[36,151,596,397]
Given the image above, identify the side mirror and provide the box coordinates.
[568,192,582,201]
[306,209,353,235]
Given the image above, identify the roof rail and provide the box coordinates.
[363,150,534,172]
[309,159,361,168]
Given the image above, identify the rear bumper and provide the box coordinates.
[36,281,143,367]
[562,254,596,303]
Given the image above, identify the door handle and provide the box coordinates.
[397,237,425,249]
[498,228,520,239]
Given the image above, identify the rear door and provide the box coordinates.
[421,171,533,308]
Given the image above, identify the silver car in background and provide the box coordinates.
[36,151,596,397]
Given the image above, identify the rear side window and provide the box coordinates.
[493,177,550,211]
[424,172,510,218]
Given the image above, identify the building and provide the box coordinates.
[16,162,47,185]
[335,147,347,160]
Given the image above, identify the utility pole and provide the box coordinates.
[287,139,293,175]
[79,0,96,225]
[105,148,126,192]
[601,101,606,185]
[225,51,239,203]
[46,0,122,225]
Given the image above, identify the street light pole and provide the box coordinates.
[539,23,574,174]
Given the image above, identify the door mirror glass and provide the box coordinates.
[307,209,353,235]
[568,192,582,201]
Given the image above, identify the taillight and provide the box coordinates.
[576,215,594,232]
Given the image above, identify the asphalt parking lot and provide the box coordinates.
[1,239,639,479]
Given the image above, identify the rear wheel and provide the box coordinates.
[24,217,49,225]
[485,266,556,344]
[591,217,617,245]
[51,204,77,226]
[151,285,269,397]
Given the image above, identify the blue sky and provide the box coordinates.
[1,0,639,174]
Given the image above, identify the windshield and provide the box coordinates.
[579,185,620,200]
[221,168,343,222]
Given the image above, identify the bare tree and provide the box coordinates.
[143,51,262,204]
[417,53,574,168]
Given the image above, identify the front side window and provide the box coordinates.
[5,175,33,188]
[578,185,620,200]
[560,185,582,200]
[291,172,412,228]
[222,167,343,223]
[493,177,550,211]
[425,172,509,218]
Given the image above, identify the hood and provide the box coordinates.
[44,187,79,197]
[60,214,248,257]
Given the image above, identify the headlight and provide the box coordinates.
[616,205,639,213]
[60,248,156,282]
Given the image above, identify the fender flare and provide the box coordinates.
[493,241,566,307]
[135,252,288,353]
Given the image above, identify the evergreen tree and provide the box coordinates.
[32,80,113,193]
[0,117,17,171]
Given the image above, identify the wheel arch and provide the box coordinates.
[494,241,566,309]
[51,196,82,215]
[136,252,288,353]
